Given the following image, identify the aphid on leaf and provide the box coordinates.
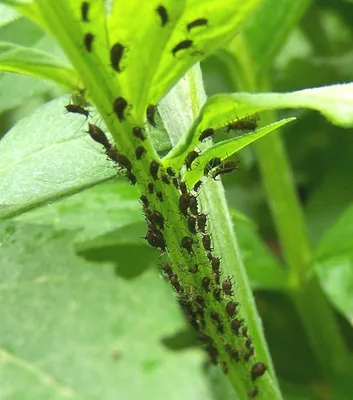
[189,195,198,215]
[83,32,94,52]
[213,288,222,302]
[156,5,168,26]
[161,174,170,185]
[204,157,222,176]
[187,18,208,31]
[181,236,194,254]
[145,228,166,252]
[113,97,128,121]
[251,362,267,381]
[133,126,146,141]
[135,146,146,160]
[230,318,244,335]
[179,193,190,217]
[201,276,211,293]
[202,234,212,252]
[166,167,175,177]
[110,42,125,72]
[81,1,90,22]
[148,182,154,194]
[187,216,197,235]
[197,213,207,233]
[222,277,234,296]
[87,123,110,149]
[65,104,89,118]
[150,160,160,180]
[151,211,165,230]
[156,191,164,202]
[185,150,199,170]
[126,171,137,185]
[146,104,157,127]
[172,177,179,189]
[211,161,240,180]
[140,195,149,209]
[249,387,259,399]
[226,116,258,133]
[199,128,214,142]
[172,39,193,57]
[225,301,239,318]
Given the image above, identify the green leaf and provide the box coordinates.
[0,42,78,88]
[313,204,353,323]
[0,3,19,26]
[0,221,211,400]
[0,96,116,219]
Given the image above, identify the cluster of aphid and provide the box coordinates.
[72,3,266,397]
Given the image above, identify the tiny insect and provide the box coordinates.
[126,171,137,185]
[211,161,239,180]
[204,157,222,176]
[244,346,255,362]
[207,344,219,365]
[133,126,146,141]
[187,18,208,31]
[161,174,170,185]
[179,193,190,217]
[189,196,198,215]
[83,32,94,52]
[201,276,211,293]
[225,301,239,318]
[87,123,110,149]
[230,318,244,335]
[65,104,89,118]
[166,167,176,177]
[140,195,149,208]
[147,182,154,194]
[187,216,197,235]
[146,104,157,127]
[156,191,164,202]
[249,387,259,399]
[226,116,258,133]
[110,42,125,72]
[197,213,207,233]
[145,228,166,252]
[231,349,240,362]
[251,362,267,381]
[150,160,160,180]
[170,273,183,293]
[135,146,146,160]
[210,312,221,323]
[184,150,199,170]
[116,152,133,171]
[199,128,214,142]
[195,295,206,308]
[172,177,179,189]
[245,337,253,349]
[193,180,202,193]
[181,236,194,254]
[221,361,228,374]
[172,39,193,57]
[161,262,173,277]
[222,277,234,296]
[81,1,90,22]
[113,97,128,121]
[213,288,222,302]
[179,181,188,195]
[202,234,212,252]
[156,5,168,26]
[151,210,164,230]
[189,264,199,274]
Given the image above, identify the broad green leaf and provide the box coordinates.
[0,3,19,26]
[0,96,117,219]
[0,42,78,88]
[183,119,295,188]
[0,0,43,27]
[313,204,353,323]
[0,221,212,400]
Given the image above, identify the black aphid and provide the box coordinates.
[150,160,160,180]
[197,213,207,233]
[172,39,193,56]
[146,104,157,127]
[187,18,208,31]
[199,128,214,142]
[245,337,253,349]
[231,349,240,362]
[116,152,132,171]
[65,104,89,118]
[187,216,197,235]
[170,273,183,293]
[226,116,258,133]
[156,191,164,202]
[151,210,165,230]
[222,277,234,296]
[172,177,179,189]
[156,5,168,26]
[133,126,146,141]
[179,181,187,194]
[195,295,206,308]
[204,157,222,176]
[221,361,228,374]
[135,146,146,160]
[231,318,244,335]
[181,236,194,254]
[87,123,110,149]
[251,362,267,381]
[249,387,259,399]
[140,195,149,209]
[83,32,94,52]
[81,1,90,22]
[189,196,198,215]
[189,264,199,274]
[145,228,166,252]
[201,276,211,293]
[210,312,221,323]
[185,150,199,170]
[161,262,173,277]
[110,42,125,72]
[211,161,239,180]
[179,193,190,217]
[225,301,239,318]
[166,167,175,177]
[147,182,154,194]
[126,171,137,185]
[244,346,255,362]
[113,97,128,121]
[206,344,218,365]
[213,288,222,302]
[193,180,202,192]
[161,174,170,185]
[202,234,212,252]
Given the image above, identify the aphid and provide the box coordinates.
[222,277,234,296]
[242,326,248,337]
[133,126,146,141]
[211,161,239,180]
[170,273,183,293]
[181,236,194,254]
[244,347,255,362]
[226,301,239,318]
[179,193,190,217]
[231,349,240,362]
[187,18,208,31]
[172,39,193,56]
[199,128,214,142]
[161,262,173,277]
[193,180,202,192]
[110,42,125,72]
[204,157,222,176]
[83,32,94,52]
[106,146,119,163]
[245,337,253,349]
[207,252,213,262]
[210,256,221,273]
[189,196,198,215]
[150,160,160,180]
[161,174,170,185]
[249,387,259,399]
[126,171,137,185]
[135,146,146,160]
[187,216,197,235]
[184,150,199,170]
[210,312,221,323]
[156,191,164,202]
[202,234,212,252]
[113,97,128,121]
[151,210,164,230]
[199,332,211,343]
[147,182,154,194]
[201,277,211,293]
[166,167,175,177]
[65,104,89,118]
[221,361,229,374]
[145,228,166,252]
[251,362,267,381]
[172,177,179,189]
[140,195,149,208]
[179,181,187,194]
[224,344,231,354]
[156,5,168,26]
[146,104,157,127]
[206,344,218,364]
[213,288,222,302]
[226,116,258,133]
[87,123,110,149]
[231,318,244,335]
[195,295,206,308]
[116,152,132,171]
[197,213,207,233]
[189,264,199,274]
[81,1,90,22]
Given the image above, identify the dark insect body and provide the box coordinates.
[193,180,202,192]
[133,126,146,141]
[151,211,165,230]
[170,273,183,293]
[204,157,222,176]
[110,42,125,72]
[179,193,190,216]
[224,344,231,354]
[166,167,175,177]
[148,183,154,194]
[199,128,214,142]
[202,234,212,252]
[150,160,160,180]
[225,301,239,318]
[221,361,228,374]
[161,262,173,277]
[231,349,240,362]
[249,387,259,399]
[211,161,239,180]
[189,196,198,215]
[222,277,234,296]
[172,177,179,189]
[116,152,132,171]
[145,229,166,252]
[126,171,137,185]
[156,5,168,26]
[146,104,157,127]
[242,326,248,337]
[113,97,128,121]
[213,288,222,302]
[245,337,253,349]
[185,150,199,170]
[83,32,94,52]
[231,318,244,335]
[156,191,164,202]
[81,1,90,22]
[195,295,206,308]
[199,332,211,343]
[187,18,208,31]
[181,236,194,254]
[206,344,218,365]
[210,312,221,323]
[65,104,89,118]
[189,264,199,274]
[197,213,207,233]
[226,116,258,133]
[135,146,146,160]
[172,39,193,56]
[244,347,255,362]
[201,276,211,293]
[187,216,197,235]
[87,123,110,149]
[106,146,119,163]
[140,195,149,209]
[179,181,187,194]
[161,174,170,185]
[251,362,267,381]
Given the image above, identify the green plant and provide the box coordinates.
[1,1,353,399]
